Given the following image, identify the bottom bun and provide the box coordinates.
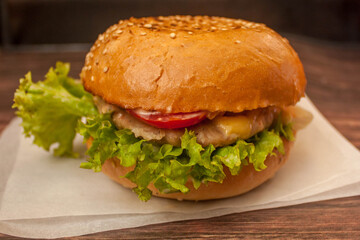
[95,138,293,201]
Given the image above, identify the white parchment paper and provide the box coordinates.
[0,97,360,238]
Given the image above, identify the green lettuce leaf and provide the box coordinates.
[77,114,119,171]
[249,130,284,171]
[13,62,98,157]
[78,115,292,201]
[274,114,295,141]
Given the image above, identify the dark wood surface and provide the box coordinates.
[0,36,359,239]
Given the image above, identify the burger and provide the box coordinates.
[13,16,312,201]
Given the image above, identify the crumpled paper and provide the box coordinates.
[0,97,359,239]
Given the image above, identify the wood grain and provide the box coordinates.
[0,36,359,239]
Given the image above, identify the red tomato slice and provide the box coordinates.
[128,109,207,129]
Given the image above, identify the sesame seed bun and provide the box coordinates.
[81,15,306,113]
[82,16,305,201]
[89,137,293,201]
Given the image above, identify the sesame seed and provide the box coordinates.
[88,65,92,70]
[103,66,109,73]
[169,32,176,39]
[109,25,117,31]
[244,22,252,27]
[102,49,107,55]
[115,29,123,34]
[98,35,104,41]
[127,22,134,26]
[235,40,242,44]
[91,76,94,81]
[144,23,152,28]
[140,32,147,36]
[188,31,193,35]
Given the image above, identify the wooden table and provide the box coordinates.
[0,35,359,239]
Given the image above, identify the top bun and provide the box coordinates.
[81,16,306,113]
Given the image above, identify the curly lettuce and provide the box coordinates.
[13,62,294,201]
[13,62,97,157]
[78,114,290,201]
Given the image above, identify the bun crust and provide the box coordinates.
[81,16,306,113]
[96,138,293,201]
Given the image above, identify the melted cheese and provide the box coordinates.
[213,115,253,139]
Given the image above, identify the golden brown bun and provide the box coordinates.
[89,138,293,201]
[81,16,306,113]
